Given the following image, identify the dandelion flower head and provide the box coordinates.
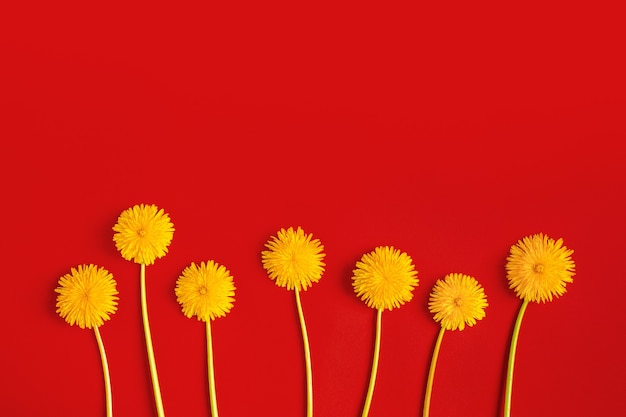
[429,273,488,331]
[55,264,119,329]
[352,246,419,311]
[113,204,174,265]
[506,233,575,303]
[175,261,236,322]
[262,227,326,292]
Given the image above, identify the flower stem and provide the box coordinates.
[362,308,383,417]
[94,326,113,417]
[295,288,313,417]
[206,320,219,417]
[140,263,165,417]
[504,299,529,417]
[423,327,445,417]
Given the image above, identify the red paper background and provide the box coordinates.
[1,1,624,416]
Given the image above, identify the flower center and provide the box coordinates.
[533,263,545,273]
[453,297,463,307]
[198,286,207,295]
[137,228,147,237]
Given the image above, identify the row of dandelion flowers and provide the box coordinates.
[55,204,576,417]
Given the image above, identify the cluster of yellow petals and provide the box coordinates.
[60,205,576,339]
[175,261,236,322]
[262,227,326,291]
[428,273,488,331]
[55,264,119,329]
[506,233,575,303]
[113,204,175,265]
[352,246,419,311]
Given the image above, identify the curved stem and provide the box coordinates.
[140,263,165,417]
[206,320,219,417]
[295,288,313,417]
[362,309,383,417]
[94,326,113,417]
[504,299,529,417]
[423,327,445,417]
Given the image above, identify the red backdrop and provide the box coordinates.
[1,1,624,417]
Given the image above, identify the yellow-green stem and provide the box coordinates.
[362,309,383,417]
[94,326,113,417]
[295,288,313,417]
[140,263,165,417]
[504,299,529,417]
[206,320,219,417]
[423,327,445,417]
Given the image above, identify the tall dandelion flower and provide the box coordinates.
[262,227,325,417]
[503,233,575,417]
[176,261,236,417]
[352,246,418,417]
[506,233,575,303]
[113,204,174,266]
[423,273,487,417]
[55,264,119,417]
[113,204,174,417]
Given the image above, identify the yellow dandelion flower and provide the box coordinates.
[113,203,174,417]
[506,233,575,303]
[112,204,174,266]
[503,233,576,417]
[352,246,419,311]
[176,261,236,417]
[423,274,488,417]
[353,246,418,417]
[428,273,488,331]
[55,264,118,417]
[261,227,325,417]
[176,261,236,322]
[261,226,326,292]
[55,264,119,329]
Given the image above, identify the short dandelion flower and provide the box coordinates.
[503,233,576,417]
[56,264,119,329]
[176,261,236,322]
[352,246,418,311]
[352,246,418,417]
[428,273,488,331]
[176,261,236,417]
[113,203,174,417]
[262,227,326,417]
[423,273,488,417]
[55,264,118,417]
